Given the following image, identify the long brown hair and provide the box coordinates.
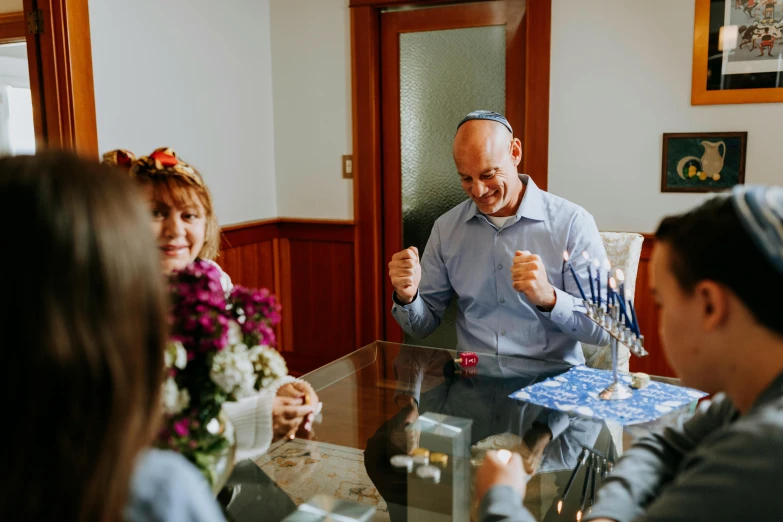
[0,152,167,521]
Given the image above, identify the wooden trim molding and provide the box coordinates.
[521,0,551,185]
[352,6,385,348]
[350,0,483,7]
[0,12,25,44]
[22,0,44,145]
[381,1,506,33]
[27,0,98,155]
[220,218,354,250]
[352,0,552,346]
[220,218,279,249]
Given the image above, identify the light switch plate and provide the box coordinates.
[342,155,353,179]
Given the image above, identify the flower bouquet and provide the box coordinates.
[158,260,285,487]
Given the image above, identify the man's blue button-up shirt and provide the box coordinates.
[392,175,610,365]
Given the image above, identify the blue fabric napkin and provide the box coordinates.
[508,366,707,425]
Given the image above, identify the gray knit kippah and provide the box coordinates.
[457,110,512,134]
[732,185,783,275]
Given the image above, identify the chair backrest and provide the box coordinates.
[600,232,644,302]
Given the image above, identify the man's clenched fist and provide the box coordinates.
[511,250,556,310]
[389,246,421,304]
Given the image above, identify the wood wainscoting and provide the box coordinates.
[629,235,675,378]
[220,219,356,376]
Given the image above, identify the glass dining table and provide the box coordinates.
[218,341,693,522]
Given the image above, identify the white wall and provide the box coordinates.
[269,0,353,220]
[549,0,783,233]
[89,0,278,225]
[89,0,780,229]
[0,55,28,86]
[0,0,21,14]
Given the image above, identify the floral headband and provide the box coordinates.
[102,147,204,188]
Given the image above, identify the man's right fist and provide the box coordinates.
[389,246,421,304]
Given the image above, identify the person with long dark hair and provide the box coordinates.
[0,152,225,522]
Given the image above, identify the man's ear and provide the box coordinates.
[694,280,729,332]
[510,138,522,167]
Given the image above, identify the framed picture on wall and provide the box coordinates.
[692,0,783,105]
[661,132,747,193]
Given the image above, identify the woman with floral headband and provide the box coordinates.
[104,147,319,462]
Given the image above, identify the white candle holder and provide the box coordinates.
[581,299,647,401]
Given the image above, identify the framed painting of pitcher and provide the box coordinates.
[661,132,747,193]
[692,0,783,105]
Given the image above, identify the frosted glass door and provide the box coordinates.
[399,25,505,348]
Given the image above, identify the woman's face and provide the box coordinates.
[145,185,207,274]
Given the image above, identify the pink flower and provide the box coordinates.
[173,418,190,437]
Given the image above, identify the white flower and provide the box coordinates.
[248,345,288,390]
[210,344,257,399]
[206,417,221,435]
[227,320,242,346]
[162,377,190,415]
[164,341,188,370]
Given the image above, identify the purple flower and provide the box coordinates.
[160,260,286,463]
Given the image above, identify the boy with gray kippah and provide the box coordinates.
[477,186,783,522]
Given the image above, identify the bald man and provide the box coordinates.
[388,111,609,363]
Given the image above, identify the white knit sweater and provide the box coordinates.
[203,259,301,462]
[221,375,303,462]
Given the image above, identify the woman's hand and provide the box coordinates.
[276,381,320,439]
[272,396,316,441]
[278,380,319,407]
[476,450,527,503]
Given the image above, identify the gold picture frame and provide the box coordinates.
[692,0,783,105]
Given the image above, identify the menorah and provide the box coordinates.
[563,251,647,401]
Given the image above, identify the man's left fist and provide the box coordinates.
[511,250,556,310]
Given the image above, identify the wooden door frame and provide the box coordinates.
[0,12,25,44]
[23,0,98,156]
[380,1,516,343]
[351,0,551,347]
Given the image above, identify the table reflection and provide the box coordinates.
[364,346,615,521]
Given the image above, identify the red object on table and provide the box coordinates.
[456,352,478,367]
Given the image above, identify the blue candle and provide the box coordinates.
[616,269,626,302]
[586,260,596,303]
[563,252,587,301]
[629,299,640,336]
[616,292,632,327]
[609,277,616,308]
[594,260,602,307]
